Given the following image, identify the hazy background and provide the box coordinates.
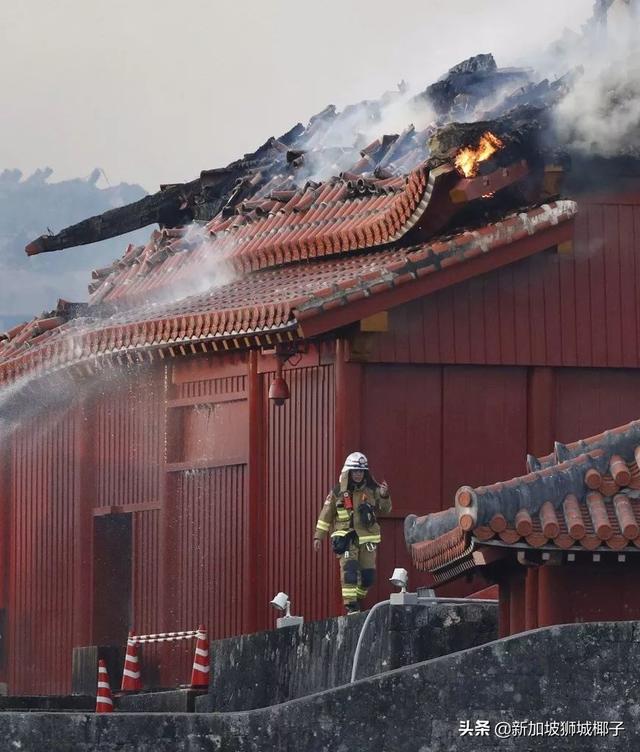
[0,0,594,325]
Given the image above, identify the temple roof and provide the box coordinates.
[0,201,575,387]
[1,54,578,391]
[406,419,640,584]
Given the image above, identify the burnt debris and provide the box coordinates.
[419,53,531,120]
[24,25,630,261]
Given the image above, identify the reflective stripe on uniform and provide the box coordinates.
[316,520,330,532]
[356,587,368,598]
[336,510,350,521]
[341,586,358,598]
[331,530,351,537]
[358,534,381,544]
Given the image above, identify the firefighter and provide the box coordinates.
[313,452,392,614]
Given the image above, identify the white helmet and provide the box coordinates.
[342,452,368,472]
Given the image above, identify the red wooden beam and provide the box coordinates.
[332,340,365,614]
[449,161,529,204]
[525,568,539,631]
[498,574,511,638]
[92,501,162,516]
[247,349,267,632]
[509,568,526,634]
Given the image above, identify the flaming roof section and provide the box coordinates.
[25,53,555,262]
[406,419,640,583]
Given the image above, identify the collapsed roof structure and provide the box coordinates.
[2,51,579,388]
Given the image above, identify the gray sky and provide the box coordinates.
[1,0,593,192]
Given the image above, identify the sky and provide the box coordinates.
[0,0,594,193]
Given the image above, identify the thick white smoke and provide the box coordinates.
[551,0,640,157]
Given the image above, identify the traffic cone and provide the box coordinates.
[121,632,142,691]
[190,625,210,688]
[96,659,113,713]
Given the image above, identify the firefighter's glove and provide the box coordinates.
[358,502,376,528]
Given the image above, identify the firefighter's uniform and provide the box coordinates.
[314,453,392,610]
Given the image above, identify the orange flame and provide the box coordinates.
[454,132,504,178]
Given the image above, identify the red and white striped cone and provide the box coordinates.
[96,659,113,713]
[121,632,142,691]
[190,625,210,688]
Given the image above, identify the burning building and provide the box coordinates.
[0,1,639,694]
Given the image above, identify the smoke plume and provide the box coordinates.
[550,0,640,157]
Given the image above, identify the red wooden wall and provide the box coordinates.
[1,191,640,692]
[366,195,640,368]
[158,358,250,684]
[264,363,336,623]
[6,410,80,694]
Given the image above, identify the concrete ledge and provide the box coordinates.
[116,689,206,713]
[0,621,639,750]
[0,695,94,712]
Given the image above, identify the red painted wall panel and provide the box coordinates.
[265,364,336,624]
[366,196,640,369]
[9,411,78,694]
[357,363,527,604]
[554,368,640,446]
[131,509,162,686]
[359,365,442,518]
[155,465,248,686]
[441,366,528,502]
[157,364,250,685]
[177,374,246,400]
[536,565,640,630]
[181,401,248,465]
[96,368,165,508]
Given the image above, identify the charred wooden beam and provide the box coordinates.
[428,105,551,170]
[25,179,200,256]
[24,131,295,256]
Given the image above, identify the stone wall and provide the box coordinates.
[1,621,639,751]
[197,599,497,711]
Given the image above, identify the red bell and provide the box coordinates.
[268,376,290,407]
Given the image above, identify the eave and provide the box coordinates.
[296,207,575,339]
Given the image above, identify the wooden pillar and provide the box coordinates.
[537,564,566,627]
[246,349,267,632]
[527,367,555,458]
[509,569,526,634]
[73,400,95,646]
[524,568,539,631]
[333,339,363,613]
[498,575,511,637]
[159,363,180,631]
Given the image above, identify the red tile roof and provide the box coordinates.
[12,56,569,396]
[84,156,535,309]
[87,165,438,306]
[0,201,576,387]
[406,418,640,582]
